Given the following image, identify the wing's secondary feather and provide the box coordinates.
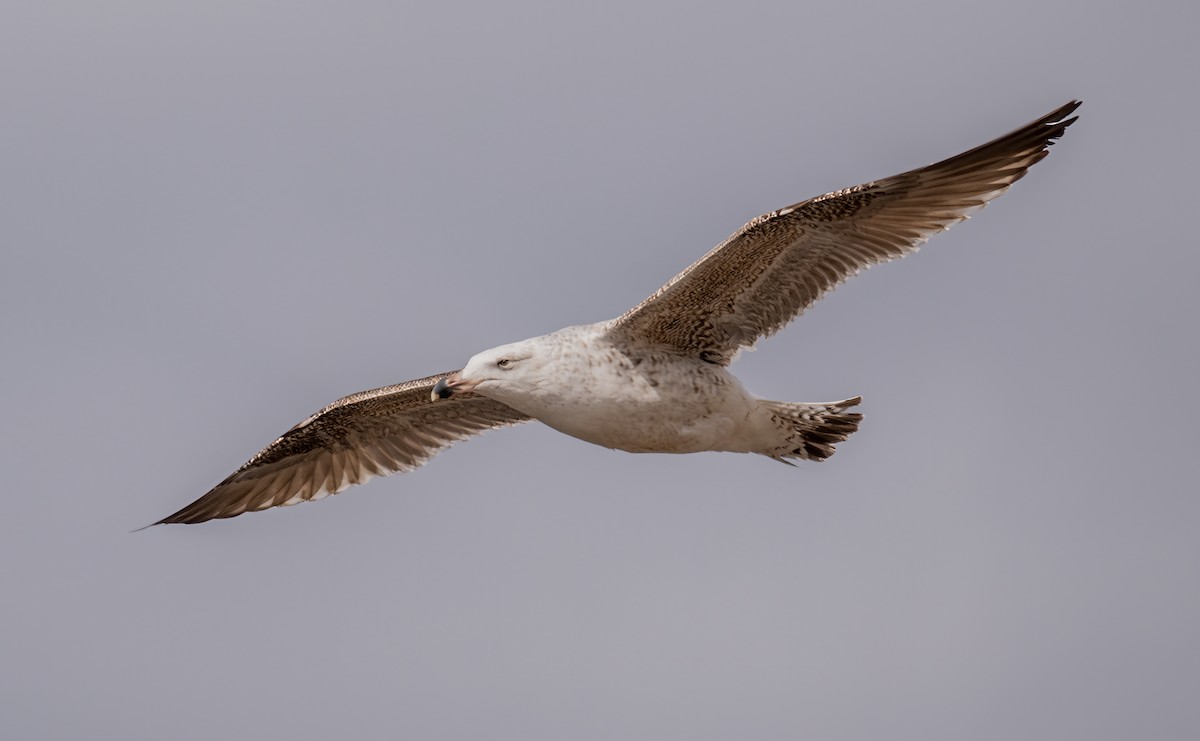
[609,101,1080,363]
[155,373,529,525]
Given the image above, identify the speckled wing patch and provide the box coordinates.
[609,101,1080,364]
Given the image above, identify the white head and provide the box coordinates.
[430,336,554,407]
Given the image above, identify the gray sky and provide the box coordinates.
[2,2,1197,739]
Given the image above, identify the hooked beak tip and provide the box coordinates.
[431,373,464,401]
[431,377,452,401]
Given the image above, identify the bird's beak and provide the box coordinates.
[431,372,471,401]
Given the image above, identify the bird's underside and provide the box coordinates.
[153,101,1079,525]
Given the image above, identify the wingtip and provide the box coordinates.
[1045,100,1082,136]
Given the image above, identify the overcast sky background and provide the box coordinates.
[2,2,1197,739]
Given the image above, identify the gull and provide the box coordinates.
[154,101,1079,525]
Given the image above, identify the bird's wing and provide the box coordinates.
[155,373,529,524]
[607,101,1080,364]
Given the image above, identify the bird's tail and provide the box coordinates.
[759,397,863,463]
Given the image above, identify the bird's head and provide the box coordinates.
[431,337,550,405]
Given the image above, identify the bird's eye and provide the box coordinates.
[497,358,512,369]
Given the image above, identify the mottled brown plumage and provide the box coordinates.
[610,101,1080,364]
[154,375,528,524]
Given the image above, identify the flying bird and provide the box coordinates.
[154,101,1080,525]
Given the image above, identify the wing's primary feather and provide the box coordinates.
[155,373,529,525]
[609,101,1080,363]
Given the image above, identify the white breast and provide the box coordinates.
[493,327,758,453]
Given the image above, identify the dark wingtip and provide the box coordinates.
[131,512,183,531]
[1042,100,1082,143]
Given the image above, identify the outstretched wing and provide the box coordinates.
[608,101,1080,364]
[155,373,529,525]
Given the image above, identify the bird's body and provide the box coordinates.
[154,101,1080,525]
[475,325,756,454]
[445,324,857,459]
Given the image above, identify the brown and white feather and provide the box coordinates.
[608,101,1080,363]
[156,373,529,524]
